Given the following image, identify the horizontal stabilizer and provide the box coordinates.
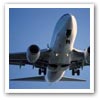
[10,76,86,82]
[10,76,45,82]
[60,77,86,82]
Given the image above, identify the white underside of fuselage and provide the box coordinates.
[45,14,77,82]
[45,69,66,82]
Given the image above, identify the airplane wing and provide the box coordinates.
[9,49,51,68]
[70,48,90,70]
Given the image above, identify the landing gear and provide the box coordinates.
[66,29,71,44]
[70,61,82,76]
[66,39,70,44]
[72,70,75,76]
[38,68,46,75]
[66,30,71,38]
[72,69,80,76]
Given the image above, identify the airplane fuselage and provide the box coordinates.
[46,14,77,82]
[9,13,90,83]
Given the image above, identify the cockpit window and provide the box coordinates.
[66,29,71,38]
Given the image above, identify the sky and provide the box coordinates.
[9,8,90,89]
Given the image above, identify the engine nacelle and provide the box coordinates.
[84,47,90,64]
[26,45,40,63]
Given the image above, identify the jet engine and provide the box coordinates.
[26,45,40,63]
[84,47,90,64]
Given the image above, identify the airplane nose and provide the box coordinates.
[66,15,72,29]
[61,13,72,28]
[52,13,74,41]
[63,13,72,19]
[63,14,72,39]
[63,13,71,16]
[60,13,72,29]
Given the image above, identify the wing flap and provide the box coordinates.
[10,52,26,60]
[9,59,31,65]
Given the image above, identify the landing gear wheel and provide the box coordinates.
[77,70,80,76]
[72,70,75,76]
[72,69,80,76]
[44,68,46,75]
[38,68,46,75]
[39,69,42,75]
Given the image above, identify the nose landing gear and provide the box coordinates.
[66,39,70,44]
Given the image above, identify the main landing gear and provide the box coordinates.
[72,69,80,76]
[70,61,82,76]
[38,68,46,75]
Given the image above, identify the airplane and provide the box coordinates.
[9,13,90,82]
